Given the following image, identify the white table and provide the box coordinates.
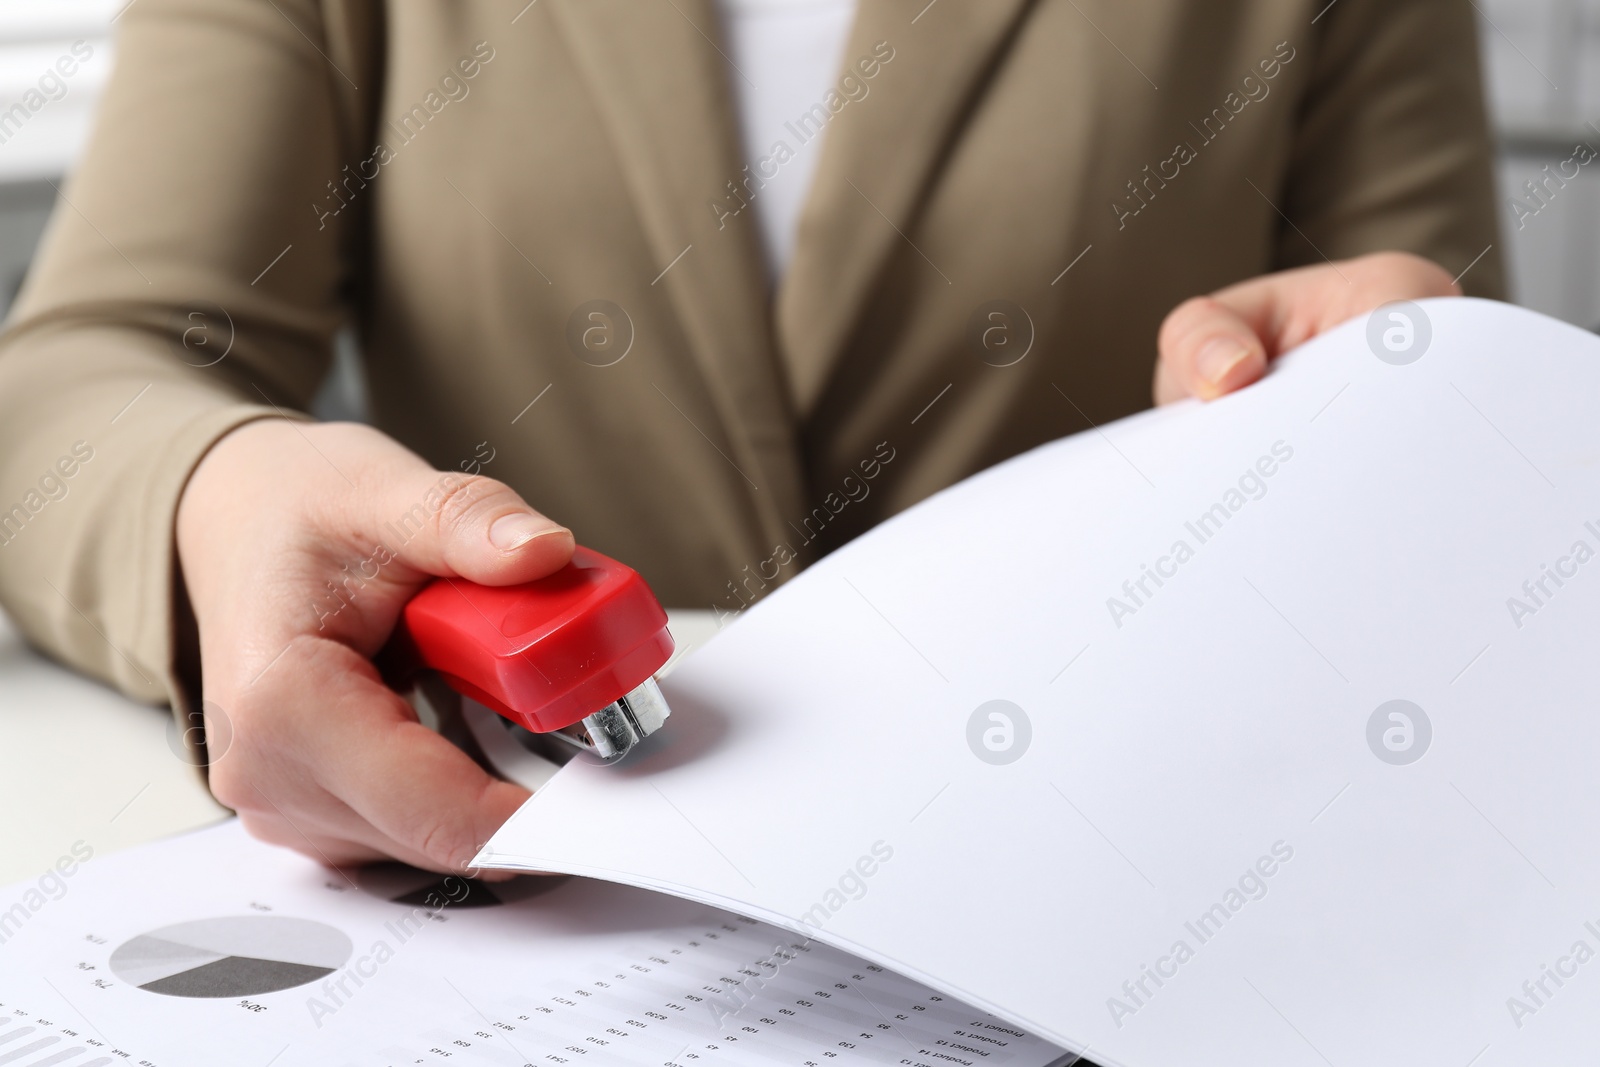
[0,607,724,885]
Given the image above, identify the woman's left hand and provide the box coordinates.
[1154,251,1462,405]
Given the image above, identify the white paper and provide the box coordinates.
[0,820,1068,1066]
[481,299,1600,1066]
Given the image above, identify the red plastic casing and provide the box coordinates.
[400,547,673,734]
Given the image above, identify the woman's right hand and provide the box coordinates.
[176,418,574,874]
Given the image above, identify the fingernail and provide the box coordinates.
[489,512,564,551]
[1197,338,1252,386]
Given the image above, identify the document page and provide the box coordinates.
[482,300,1600,1066]
[0,820,1069,1066]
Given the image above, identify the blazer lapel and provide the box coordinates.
[550,0,808,535]
[777,0,1035,416]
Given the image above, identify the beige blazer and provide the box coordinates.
[0,0,1502,713]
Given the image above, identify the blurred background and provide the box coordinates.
[1,0,1597,384]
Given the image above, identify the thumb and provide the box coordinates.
[358,468,575,585]
[1155,295,1270,404]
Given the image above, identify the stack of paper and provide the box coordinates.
[481,299,1600,1066]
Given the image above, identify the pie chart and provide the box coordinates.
[109,916,352,998]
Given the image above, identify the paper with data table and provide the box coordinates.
[0,819,1068,1066]
[483,299,1600,1066]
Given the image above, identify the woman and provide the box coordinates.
[0,0,1499,873]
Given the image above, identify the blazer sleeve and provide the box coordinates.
[0,0,369,709]
[1275,0,1506,297]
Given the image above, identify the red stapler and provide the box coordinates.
[399,547,674,763]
